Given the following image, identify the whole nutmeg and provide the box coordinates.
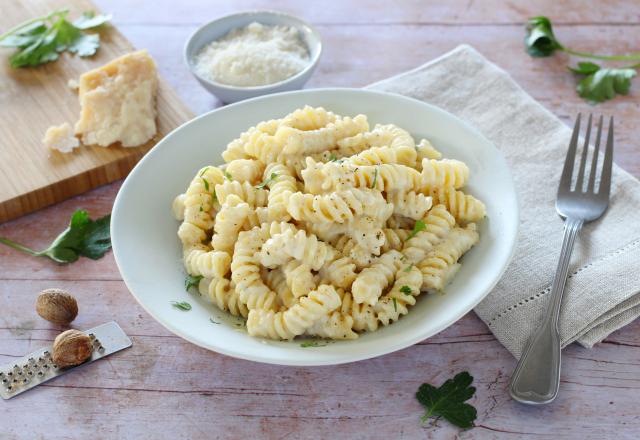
[36,288,78,325]
[52,329,93,368]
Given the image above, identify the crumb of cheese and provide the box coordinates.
[74,50,158,148]
[67,79,79,91]
[43,123,80,154]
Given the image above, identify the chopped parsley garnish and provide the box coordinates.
[393,297,398,312]
[256,172,278,189]
[185,274,203,291]
[403,264,414,272]
[328,152,338,162]
[371,167,379,189]
[171,301,192,311]
[202,178,210,192]
[210,318,220,324]
[400,285,412,295]
[300,340,328,348]
[224,171,233,181]
[406,220,427,240]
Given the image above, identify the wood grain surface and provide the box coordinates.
[1,1,640,438]
[0,0,192,223]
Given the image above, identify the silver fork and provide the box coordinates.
[509,114,614,405]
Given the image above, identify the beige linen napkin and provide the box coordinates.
[368,45,640,358]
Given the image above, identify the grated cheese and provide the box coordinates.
[194,22,310,87]
[43,123,80,154]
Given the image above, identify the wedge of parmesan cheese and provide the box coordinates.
[74,50,158,147]
[43,123,80,154]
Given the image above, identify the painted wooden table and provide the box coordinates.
[2,1,639,438]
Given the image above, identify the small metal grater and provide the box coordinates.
[1,321,132,400]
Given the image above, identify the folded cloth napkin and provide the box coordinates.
[368,44,640,358]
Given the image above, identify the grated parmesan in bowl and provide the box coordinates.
[194,22,310,87]
[185,11,322,103]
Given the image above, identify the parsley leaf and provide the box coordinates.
[172,301,192,311]
[328,152,338,162]
[572,63,637,102]
[0,209,111,263]
[185,274,203,291]
[201,177,210,192]
[224,171,233,181]
[403,264,413,272]
[0,9,111,68]
[400,285,412,295]
[406,220,426,240]
[256,172,278,189]
[524,16,640,103]
[416,372,477,429]
[525,16,562,57]
[392,297,397,312]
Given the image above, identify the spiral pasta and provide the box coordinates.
[174,106,484,341]
[246,285,341,340]
[198,277,248,318]
[418,224,479,291]
[215,180,269,207]
[211,195,252,253]
[224,159,265,184]
[183,245,231,278]
[351,250,404,305]
[287,188,390,224]
[429,186,486,224]
[386,191,433,220]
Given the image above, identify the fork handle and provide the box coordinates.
[509,217,583,404]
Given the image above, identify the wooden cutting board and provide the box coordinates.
[0,0,193,223]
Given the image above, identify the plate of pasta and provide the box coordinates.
[111,88,518,365]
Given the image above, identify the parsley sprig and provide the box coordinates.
[416,371,477,429]
[525,16,639,102]
[171,301,192,311]
[0,210,111,263]
[0,9,111,68]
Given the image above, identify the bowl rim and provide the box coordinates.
[112,87,519,366]
[183,10,323,91]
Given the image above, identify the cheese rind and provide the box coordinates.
[43,123,80,154]
[74,50,158,148]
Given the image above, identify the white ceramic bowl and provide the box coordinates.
[184,11,322,103]
[112,88,518,366]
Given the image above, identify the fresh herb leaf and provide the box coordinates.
[256,172,278,189]
[172,301,192,311]
[199,167,210,177]
[406,220,426,240]
[525,16,562,57]
[403,264,413,272]
[0,9,111,68]
[400,285,412,295]
[416,371,477,429]
[72,11,112,30]
[328,152,338,162]
[524,16,640,102]
[210,317,220,324]
[0,209,111,263]
[185,274,203,291]
[300,340,328,348]
[400,254,407,261]
[202,178,210,192]
[573,65,637,102]
[371,167,379,189]
[393,297,398,312]
[224,171,233,181]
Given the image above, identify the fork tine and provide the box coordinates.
[587,115,604,193]
[598,116,614,197]
[558,114,581,195]
[575,114,592,192]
